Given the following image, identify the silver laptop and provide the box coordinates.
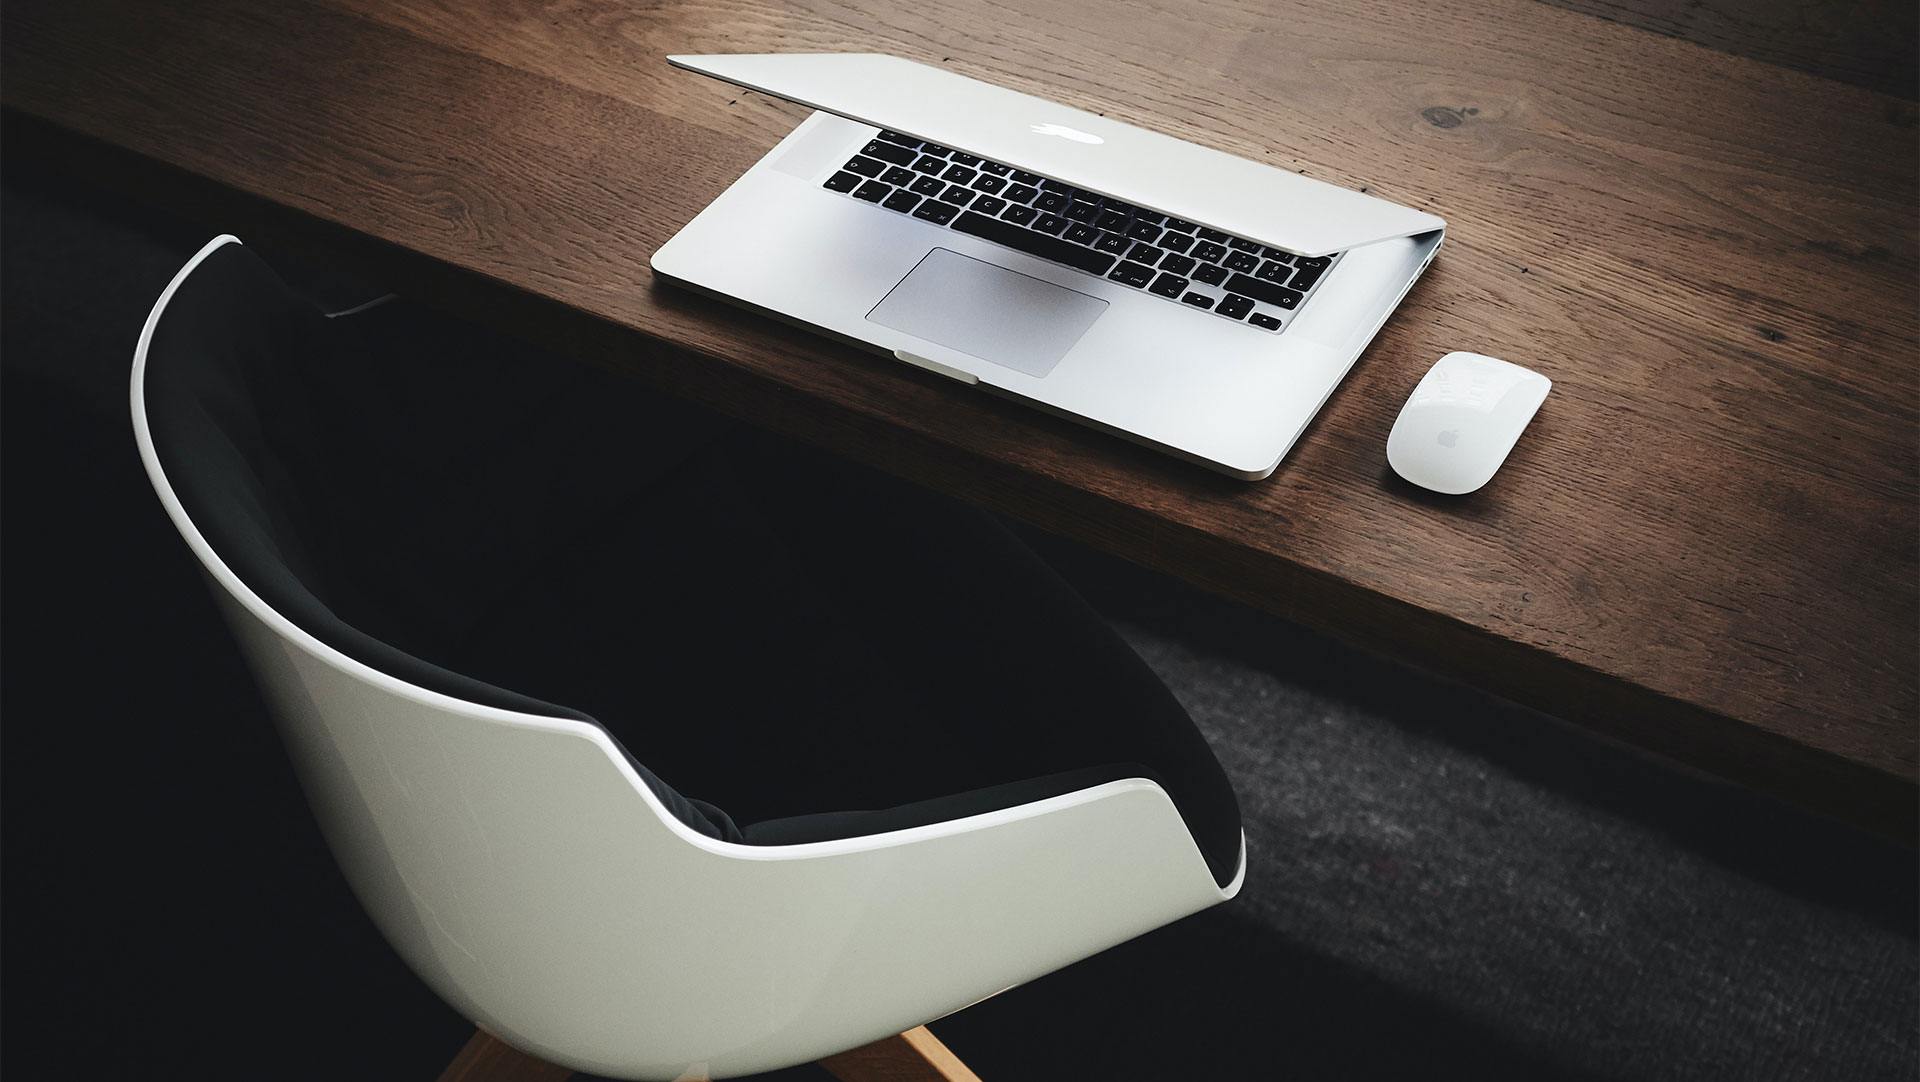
[652,53,1445,479]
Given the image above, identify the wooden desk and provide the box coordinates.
[6,0,1914,839]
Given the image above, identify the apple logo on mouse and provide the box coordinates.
[1030,122,1104,144]
[1437,429,1459,448]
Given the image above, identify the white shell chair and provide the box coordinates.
[132,235,1243,1081]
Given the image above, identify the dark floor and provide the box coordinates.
[3,157,1914,1081]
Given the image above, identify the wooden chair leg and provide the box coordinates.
[817,1025,982,1082]
[436,1028,574,1082]
[435,1022,977,1082]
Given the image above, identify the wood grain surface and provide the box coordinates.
[5,0,1914,838]
[1539,0,1918,97]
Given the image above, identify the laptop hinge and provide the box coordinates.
[893,348,980,385]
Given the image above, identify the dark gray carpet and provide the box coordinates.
[1123,595,1912,1078]
[4,155,1913,1082]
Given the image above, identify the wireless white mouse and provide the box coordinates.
[1387,352,1551,495]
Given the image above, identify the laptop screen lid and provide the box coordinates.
[668,52,1445,259]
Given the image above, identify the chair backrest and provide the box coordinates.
[133,236,1237,1079]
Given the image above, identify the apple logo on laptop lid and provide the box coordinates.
[1030,122,1104,145]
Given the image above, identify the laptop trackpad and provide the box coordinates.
[866,248,1107,379]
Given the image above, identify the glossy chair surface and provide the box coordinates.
[132,236,1242,1079]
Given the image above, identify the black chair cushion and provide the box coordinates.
[142,241,1242,885]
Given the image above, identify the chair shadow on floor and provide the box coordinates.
[932,899,1601,1081]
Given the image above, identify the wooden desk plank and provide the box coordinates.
[1539,0,1919,97]
[6,0,1913,836]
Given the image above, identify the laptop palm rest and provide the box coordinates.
[866,248,1106,379]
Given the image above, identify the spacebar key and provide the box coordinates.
[950,212,1116,275]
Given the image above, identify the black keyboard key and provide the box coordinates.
[1094,233,1131,255]
[1225,272,1304,309]
[1289,265,1326,290]
[1126,220,1163,242]
[853,180,890,203]
[1193,262,1228,285]
[920,144,954,158]
[1033,213,1070,234]
[1290,256,1331,290]
[950,211,1117,275]
[1035,191,1070,213]
[1216,293,1254,319]
[1249,313,1283,331]
[1105,200,1142,217]
[1255,260,1292,284]
[1096,209,1129,232]
[1197,227,1229,243]
[1109,261,1154,288]
[1065,200,1101,223]
[912,155,946,174]
[1182,292,1215,309]
[882,189,921,213]
[1192,241,1228,263]
[940,185,976,207]
[913,200,959,225]
[1064,223,1099,245]
[1132,211,1166,226]
[881,166,915,186]
[1011,169,1044,185]
[1002,184,1039,204]
[1164,218,1198,233]
[879,130,920,146]
[910,175,946,196]
[1001,204,1038,225]
[972,174,1007,194]
[863,141,918,166]
[1262,247,1295,263]
[1148,273,1189,298]
[845,156,886,178]
[1127,241,1164,263]
[971,195,1008,217]
[1160,253,1196,275]
[949,151,982,167]
[1224,251,1260,273]
[1039,178,1076,192]
[1228,237,1261,252]
[823,170,861,193]
[1160,232,1194,253]
[942,164,978,184]
[979,161,1011,175]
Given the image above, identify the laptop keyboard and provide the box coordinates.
[821,130,1341,334]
